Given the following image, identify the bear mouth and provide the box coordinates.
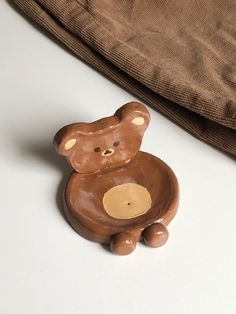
[101,148,115,156]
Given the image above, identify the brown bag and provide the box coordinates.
[12,0,236,156]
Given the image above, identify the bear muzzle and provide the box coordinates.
[101,148,115,156]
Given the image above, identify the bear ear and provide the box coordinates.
[53,123,80,156]
[116,102,150,128]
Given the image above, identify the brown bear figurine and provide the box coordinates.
[54,102,179,255]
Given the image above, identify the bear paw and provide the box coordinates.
[110,232,137,255]
[143,223,169,248]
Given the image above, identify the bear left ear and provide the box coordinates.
[53,123,80,156]
[116,102,150,129]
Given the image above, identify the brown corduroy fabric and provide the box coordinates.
[11,0,236,155]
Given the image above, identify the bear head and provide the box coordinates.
[54,102,150,174]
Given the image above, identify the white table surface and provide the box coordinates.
[1,1,236,314]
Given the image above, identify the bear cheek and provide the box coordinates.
[126,138,141,156]
[68,154,81,172]
[113,142,138,163]
[70,152,103,173]
[68,150,87,172]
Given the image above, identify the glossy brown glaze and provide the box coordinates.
[54,102,179,255]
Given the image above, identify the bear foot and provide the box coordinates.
[110,232,137,255]
[143,223,169,248]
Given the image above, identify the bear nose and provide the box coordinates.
[101,148,114,156]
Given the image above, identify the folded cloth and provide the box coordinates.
[11,0,236,156]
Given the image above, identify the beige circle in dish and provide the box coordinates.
[103,183,152,219]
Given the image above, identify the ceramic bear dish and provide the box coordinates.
[54,102,179,255]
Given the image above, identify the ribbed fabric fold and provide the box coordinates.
[11,0,236,156]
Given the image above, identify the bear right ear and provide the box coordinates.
[53,123,80,156]
[115,101,150,128]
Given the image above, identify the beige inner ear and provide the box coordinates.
[103,183,152,219]
[132,117,145,125]
[64,138,76,150]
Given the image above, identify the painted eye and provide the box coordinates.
[113,141,120,147]
[94,147,101,152]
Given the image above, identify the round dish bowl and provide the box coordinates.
[64,151,179,254]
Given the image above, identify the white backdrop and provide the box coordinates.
[1,1,236,314]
